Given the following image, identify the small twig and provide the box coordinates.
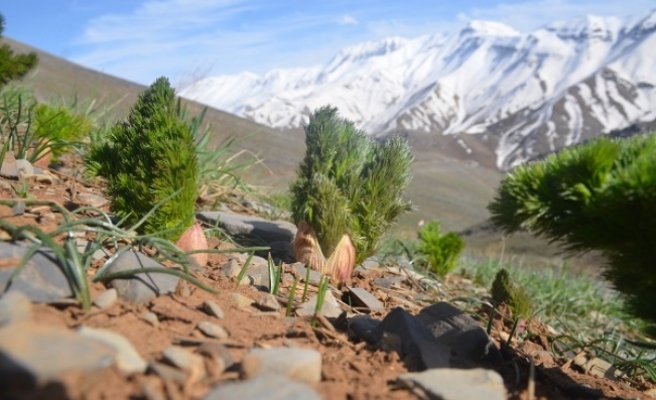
[528,357,535,400]
[315,313,336,332]
[399,266,427,293]
[312,326,356,349]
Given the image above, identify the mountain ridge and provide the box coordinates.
[181,9,656,170]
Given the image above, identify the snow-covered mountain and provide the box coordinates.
[180,10,656,170]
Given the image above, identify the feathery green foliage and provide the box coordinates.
[85,77,198,241]
[416,220,464,277]
[0,14,38,86]
[33,102,93,159]
[177,101,260,206]
[488,133,656,325]
[290,106,413,263]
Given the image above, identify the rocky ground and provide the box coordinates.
[0,152,655,400]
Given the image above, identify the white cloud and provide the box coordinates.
[68,0,655,85]
[457,0,655,32]
[339,14,359,25]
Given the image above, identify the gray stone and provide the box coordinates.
[92,247,111,261]
[106,250,180,304]
[197,211,297,243]
[398,368,506,400]
[256,293,281,312]
[162,346,205,379]
[77,193,109,208]
[202,300,225,319]
[0,322,114,389]
[11,201,25,216]
[231,252,269,267]
[348,307,450,370]
[0,242,74,303]
[346,287,385,313]
[0,151,18,179]
[77,326,147,374]
[241,347,322,384]
[361,259,381,269]
[203,374,321,400]
[75,238,91,254]
[291,264,323,286]
[230,292,254,310]
[373,276,405,289]
[416,302,503,367]
[296,290,342,319]
[222,256,270,288]
[248,265,273,289]
[0,291,32,327]
[93,288,117,309]
[15,159,34,177]
[197,321,229,339]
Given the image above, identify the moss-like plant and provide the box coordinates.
[290,106,413,283]
[491,268,533,320]
[416,220,464,278]
[489,268,533,349]
[85,77,198,241]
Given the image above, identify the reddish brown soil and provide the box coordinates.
[1,156,654,400]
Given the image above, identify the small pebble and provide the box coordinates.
[230,293,254,310]
[197,321,229,339]
[142,312,159,327]
[93,288,118,309]
[162,346,206,381]
[256,293,281,312]
[202,300,225,319]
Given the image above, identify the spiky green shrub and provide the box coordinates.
[416,220,464,277]
[85,77,198,241]
[290,106,413,277]
[0,14,38,86]
[488,133,656,324]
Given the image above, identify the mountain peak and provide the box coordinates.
[543,14,623,40]
[461,20,520,37]
[333,36,408,61]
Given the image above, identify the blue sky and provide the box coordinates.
[2,0,654,87]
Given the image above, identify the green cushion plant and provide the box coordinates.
[416,220,464,278]
[488,133,656,325]
[85,76,198,242]
[290,106,413,284]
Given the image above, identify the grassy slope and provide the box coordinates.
[3,37,599,270]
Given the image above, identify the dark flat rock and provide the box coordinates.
[349,307,450,370]
[416,301,503,367]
